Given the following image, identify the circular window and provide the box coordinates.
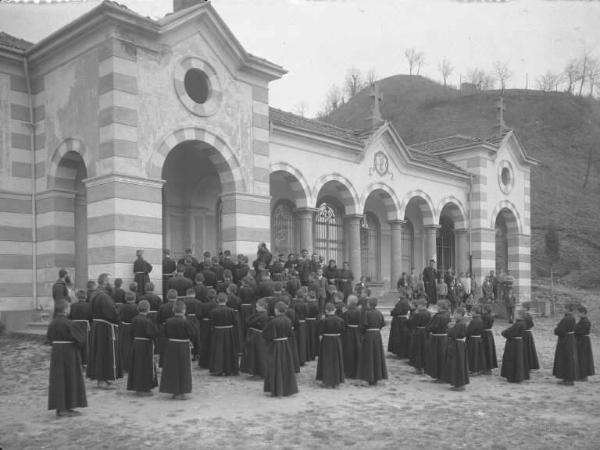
[184,69,210,104]
[498,161,514,195]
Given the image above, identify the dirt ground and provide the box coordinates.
[1,313,599,450]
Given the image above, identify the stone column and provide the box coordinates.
[455,228,468,275]
[424,225,440,266]
[345,214,362,280]
[296,207,316,254]
[389,220,405,289]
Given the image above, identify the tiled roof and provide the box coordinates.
[410,135,482,153]
[0,31,33,52]
[408,148,468,175]
[269,107,367,146]
[485,128,512,147]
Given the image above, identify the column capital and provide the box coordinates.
[388,219,407,226]
[455,228,469,234]
[295,206,318,214]
[83,173,165,189]
[344,213,364,221]
[424,224,441,230]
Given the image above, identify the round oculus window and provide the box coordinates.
[184,68,210,104]
[498,161,514,195]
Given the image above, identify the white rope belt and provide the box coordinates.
[455,338,466,342]
[396,315,409,318]
[367,328,380,332]
[241,304,252,306]
[249,328,262,333]
[306,318,317,321]
[431,333,446,336]
[525,329,533,332]
[52,341,72,344]
[273,337,288,341]
[134,337,151,341]
[121,322,131,326]
[168,338,189,342]
[92,318,117,380]
[513,337,523,340]
[323,333,341,337]
[186,314,196,317]
[483,329,493,331]
[416,326,426,329]
[470,335,481,338]
[214,325,233,329]
[567,332,574,334]
[298,320,306,323]
[347,325,359,328]
[202,318,211,321]
[135,272,146,274]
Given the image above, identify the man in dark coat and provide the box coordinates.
[126,300,158,396]
[86,273,122,388]
[575,305,595,381]
[500,309,527,383]
[52,268,71,304]
[504,286,516,323]
[553,306,579,385]
[358,298,388,385]
[209,293,239,376]
[47,299,87,417]
[167,265,194,298]
[443,307,469,391]
[133,249,152,295]
[162,249,177,300]
[422,259,438,307]
[408,299,431,374]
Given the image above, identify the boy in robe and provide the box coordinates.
[425,300,451,382]
[466,306,486,376]
[504,286,516,324]
[183,288,202,361]
[342,295,362,379]
[282,297,300,373]
[208,292,239,376]
[522,302,540,373]
[112,278,125,304]
[337,261,354,301]
[317,302,345,388]
[139,282,162,312]
[358,298,388,385]
[315,268,329,314]
[157,289,177,368]
[443,307,469,391]
[305,290,321,361]
[118,291,138,373]
[69,289,92,366]
[127,300,158,396]
[47,299,88,417]
[168,265,194,298]
[194,273,209,303]
[197,288,217,369]
[240,298,269,377]
[133,249,152,295]
[159,301,195,399]
[291,288,308,366]
[388,294,412,359]
[408,298,430,374]
[500,308,527,383]
[574,305,595,381]
[552,305,579,386]
[481,304,498,374]
[263,301,298,397]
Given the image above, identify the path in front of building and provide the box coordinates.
[1,316,599,450]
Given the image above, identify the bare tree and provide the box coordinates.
[536,71,562,92]
[405,48,424,77]
[344,66,365,99]
[493,60,512,92]
[319,84,343,117]
[482,73,496,90]
[366,67,378,86]
[416,52,425,75]
[563,59,580,94]
[586,57,600,97]
[578,50,591,96]
[466,68,492,90]
[293,101,308,117]
[438,58,454,87]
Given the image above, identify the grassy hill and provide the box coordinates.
[323,75,600,288]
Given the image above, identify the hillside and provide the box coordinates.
[324,75,600,288]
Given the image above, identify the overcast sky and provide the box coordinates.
[1,0,599,116]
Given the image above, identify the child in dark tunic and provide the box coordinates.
[522,302,540,373]
[157,290,177,368]
[358,298,388,385]
[466,306,486,375]
[292,289,308,366]
[240,298,269,377]
[500,309,527,383]
[68,289,92,367]
[305,291,320,361]
[47,300,88,417]
[481,304,498,374]
[118,291,138,373]
[263,301,298,397]
[127,300,158,396]
[443,307,469,391]
[159,301,195,399]
[409,299,431,374]
[209,293,239,376]
[575,306,595,381]
[284,298,301,373]
[317,303,345,388]
[425,300,451,382]
[388,295,412,359]
[197,288,217,369]
[553,306,579,385]
[183,288,202,361]
[342,295,362,379]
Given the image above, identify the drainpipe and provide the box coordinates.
[23,57,38,310]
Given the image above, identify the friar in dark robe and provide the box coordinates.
[442,307,469,390]
[305,291,321,361]
[162,249,177,300]
[522,303,540,373]
[422,259,438,307]
[159,300,195,399]
[86,273,122,388]
[336,261,354,301]
[183,288,202,360]
[263,301,298,397]
[425,300,451,382]
[47,299,88,417]
[208,293,239,376]
[157,289,177,368]
[168,265,194,298]
[388,295,412,359]
[126,300,158,396]
[118,291,138,373]
[574,305,595,381]
[317,302,345,388]
[500,309,527,383]
[408,298,431,374]
[358,298,388,385]
[342,295,362,379]
[68,289,92,366]
[240,298,269,377]
[197,289,217,369]
[139,282,162,311]
[133,249,152,295]
[283,299,301,373]
[481,304,497,374]
[291,289,308,366]
[552,306,579,385]
[466,306,487,375]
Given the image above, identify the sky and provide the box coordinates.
[1,0,599,116]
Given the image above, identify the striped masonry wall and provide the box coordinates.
[252,84,270,197]
[220,192,271,257]
[85,174,164,294]
[509,233,531,302]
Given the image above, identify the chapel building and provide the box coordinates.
[0,0,537,328]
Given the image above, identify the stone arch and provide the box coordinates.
[360,182,402,221]
[270,162,312,208]
[313,173,360,214]
[47,138,91,189]
[437,196,467,229]
[400,190,436,226]
[490,200,522,234]
[149,127,245,193]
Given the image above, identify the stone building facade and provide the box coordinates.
[0,1,537,329]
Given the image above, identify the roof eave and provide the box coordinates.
[271,123,364,154]
[0,46,26,62]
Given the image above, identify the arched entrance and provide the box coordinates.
[495,210,511,274]
[162,141,226,260]
[437,215,455,272]
[402,193,435,273]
